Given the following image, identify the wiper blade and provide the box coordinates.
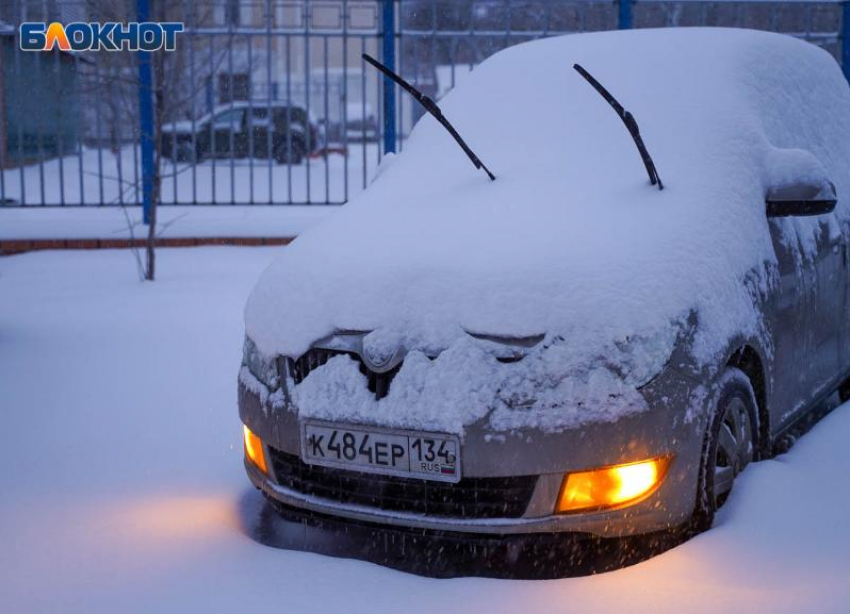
[362,53,495,181]
[573,64,663,190]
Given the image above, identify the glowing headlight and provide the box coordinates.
[555,456,671,514]
[243,425,268,474]
[243,337,280,389]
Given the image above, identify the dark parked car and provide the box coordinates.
[326,102,379,143]
[161,102,318,164]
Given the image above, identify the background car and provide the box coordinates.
[161,102,318,164]
[335,102,380,143]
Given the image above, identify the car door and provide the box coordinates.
[809,217,845,394]
[766,175,844,430]
[766,218,819,428]
[210,108,245,158]
[839,217,850,375]
[248,108,272,158]
[277,106,311,152]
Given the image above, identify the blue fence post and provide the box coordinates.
[381,0,397,154]
[137,0,155,225]
[843,1,850,84]
[619,0,632,29]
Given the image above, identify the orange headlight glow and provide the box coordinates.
[243,425,268,474]
[555,456,670,514]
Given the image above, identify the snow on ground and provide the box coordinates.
[1,246,848,614]
[0,142,380,206]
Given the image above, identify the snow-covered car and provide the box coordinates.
[160,101,318,164]
[238,28,850,571]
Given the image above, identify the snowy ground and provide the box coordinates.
[0,143,380,206]
[1,247,848,614]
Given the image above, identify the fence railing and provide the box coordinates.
[0,0,846,208]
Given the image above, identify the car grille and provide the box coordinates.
[286,348,401,400]
[269,448,537,519]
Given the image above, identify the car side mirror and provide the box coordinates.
[766,179,837,218]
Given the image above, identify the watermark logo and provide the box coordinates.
[19,22,184,52]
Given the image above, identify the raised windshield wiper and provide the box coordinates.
[573,64,663,190]
[362,53,495,181]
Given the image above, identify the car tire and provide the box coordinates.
[174,141,194,163]
[693,367,757,532]
[275,139,305,165]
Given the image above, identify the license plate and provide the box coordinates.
[300,420,461,483]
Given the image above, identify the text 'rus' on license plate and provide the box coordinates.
[301,422,461,483]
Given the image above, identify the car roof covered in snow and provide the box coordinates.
[246,28,850,367]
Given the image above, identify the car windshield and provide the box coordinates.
[211,108,245,128]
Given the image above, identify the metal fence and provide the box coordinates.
[0,0,846,208]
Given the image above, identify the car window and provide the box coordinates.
[211,108,245,129]
[273,107,308,127]
[249,108,272,128]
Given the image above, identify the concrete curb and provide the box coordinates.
[0,236,294,256]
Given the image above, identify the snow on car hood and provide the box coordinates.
[245,28,850,433]
[286,326,680,434]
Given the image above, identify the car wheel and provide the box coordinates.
[694,368,757,530]
[174,141,195,162]
[275,139,305,165]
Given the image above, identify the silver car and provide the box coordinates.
[238,28,850,575]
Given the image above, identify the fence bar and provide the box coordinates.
[188,38,197,203]
[137,0,155,223]
[93,54,105,206]
[35,37,46,205]
[343,0,349,202]
[170,71,178,204]
[14,24,26,205]
[190,0,198,204]
[324,35,330,203]
[247,35,255,205]
[843,1,850,83]
[305,1,313,203]
[52,48,66,206]
[2,0,848,209]
[267,2,274,205]
[286,35,293,203]
[381,0,396,154]
[111,70,124,206]
[361,40,368,188]
[228,32,236,205]
[209,35,217,204]
[619,0,632,30]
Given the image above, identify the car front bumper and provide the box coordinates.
[251,488,688,579]
[239,361,708,538]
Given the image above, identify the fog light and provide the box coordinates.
[556,456,670,514]
[243,425,268,474]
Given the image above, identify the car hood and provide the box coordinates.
[246,28,850,373]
